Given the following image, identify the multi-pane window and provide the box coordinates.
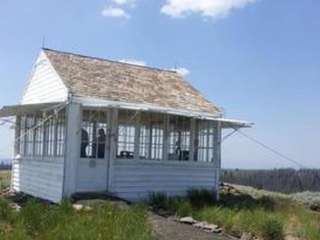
[139,112,164,160]
[195,120,216,162]
[151,125,164,160]
[25,116,35,156]
[56,112,66,156]
[44,118,55,156]
[17,111,66,158]
[117,110,136,159]
[19,116,26,155]
[81,110,108,159]
[139,125,149,159]
[168,115,191,161]
[34,116,44,156]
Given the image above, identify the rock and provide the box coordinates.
[179,216,197,224]
[73,204,83,210]
[72,204,92,211]
[241,232,254,240]
[9,203,21,212]
[193,221,208,228]
[193,221,222,233]
[310,202,320,212]
[212,227,222,233]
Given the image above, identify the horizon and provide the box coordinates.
[0,0,319,169]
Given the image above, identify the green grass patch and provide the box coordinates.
[0,199,152,240]
[0,171,10,191]
[148,189,320,240]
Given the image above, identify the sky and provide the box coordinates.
[0,0,319,169]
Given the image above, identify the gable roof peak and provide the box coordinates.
[42,48,178,74]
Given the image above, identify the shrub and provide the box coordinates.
[187,189,215,209]
[19,199,50,235]
[0,198,14,222]
[4,223,31,240]
[219,192,277,211]
[175,200,193,217]
[148,192,169,211]
[259,217,284,240]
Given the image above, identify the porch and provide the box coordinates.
[4,101,250,202]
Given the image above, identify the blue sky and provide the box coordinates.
[0,0,319,168]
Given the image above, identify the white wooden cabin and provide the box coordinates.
[0,49,251,203]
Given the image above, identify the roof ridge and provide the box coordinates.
[42,48,178,74]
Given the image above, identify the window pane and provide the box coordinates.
[196,120,215,162]
[25,116,35,156]
[56,111,66,157]
[34,116,44,156]
[139,112,164,160]
[117,110,136,159]
[81,110,108,159]
[45,118,55,157]
[19,116,26,155]
[168,116,190,161]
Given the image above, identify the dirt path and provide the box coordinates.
[150,214,236,240]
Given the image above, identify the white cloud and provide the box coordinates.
[161,0,256,19]
[119,59,147,66]
[101,6,130,19]
[112,0,135,5]
[171,67,190,76]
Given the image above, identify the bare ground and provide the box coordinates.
[150,213,236,240]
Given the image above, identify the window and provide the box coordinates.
[168,115,191,161]
[17,110,66,158]
[117,110,136,159]
[34,116,44,156]
[56,112,66,157]
[81,110,108,159]
[25,116,35,156]
[195,120,215,162]
[44,117,55,156]
[139,125,149,159]
[139,112,164,160]
[18,116,26,155]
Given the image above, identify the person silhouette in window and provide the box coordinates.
[97,128,106,159]
[81,128,89,158]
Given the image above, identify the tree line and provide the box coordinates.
[221,168,320,193]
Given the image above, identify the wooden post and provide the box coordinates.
[107,108,118,192]
[134,111,141,161]
[189,118,196,161]
[162,114,169,161]
[63,101,81,198]
[214,121,222,200]
[14,116,21,157]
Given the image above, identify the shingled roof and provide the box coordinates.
[43,48,221,115]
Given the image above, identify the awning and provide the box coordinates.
[73,96,253,128]
[213,118,253,128]
[0,102,66,117]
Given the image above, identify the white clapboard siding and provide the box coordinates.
[75,158,108,192]
[12,158,64,203]
[112,159,217,201]
[21,51,68,104]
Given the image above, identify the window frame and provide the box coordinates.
[80,109,109,160]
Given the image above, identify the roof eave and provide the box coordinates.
[71,95,223,119]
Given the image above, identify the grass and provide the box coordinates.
[0,170,10,191]
[0,198,152,240]
[0,171,319,240]
[148,189,320,240]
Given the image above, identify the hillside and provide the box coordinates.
[222,169,320,193]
